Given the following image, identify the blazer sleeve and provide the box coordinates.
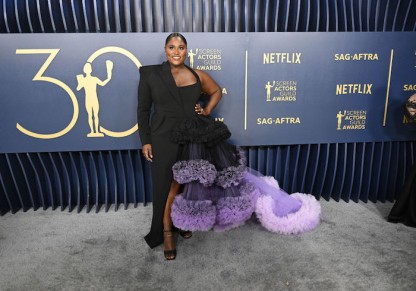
[137,66,152,145]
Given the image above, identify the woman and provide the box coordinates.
[138,33,221,259]
[388,93,416,227]
[138,33,321,260]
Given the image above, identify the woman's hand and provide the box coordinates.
[194,70,222,115]
[142,144,153,162]
[195,103,209,116]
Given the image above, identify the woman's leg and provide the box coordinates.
[163,181,181,260]
[163,181,181,230]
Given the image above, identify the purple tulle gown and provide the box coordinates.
[170,115,321,235]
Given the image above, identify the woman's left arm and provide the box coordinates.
[197,70,222,115]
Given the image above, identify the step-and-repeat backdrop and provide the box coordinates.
[1,32,415,153]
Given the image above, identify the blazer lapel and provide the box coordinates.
[157,62,181,104]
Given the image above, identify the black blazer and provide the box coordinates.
[137,61,188,146]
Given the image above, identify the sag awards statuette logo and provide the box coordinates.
[265,80,297,102]
[336,110,367,130]
[188,48,221,70]
[77,60,113,137]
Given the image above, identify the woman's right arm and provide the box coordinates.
[137,67,153,161]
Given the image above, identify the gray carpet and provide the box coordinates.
[0,200,415,291]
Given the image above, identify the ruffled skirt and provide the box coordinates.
[170,115,321,234]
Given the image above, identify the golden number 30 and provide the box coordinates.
[15,47,141,139]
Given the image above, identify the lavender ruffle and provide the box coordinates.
[255,193,321,234]
[172,159,217,186]
[239,182,261,202]
[214,149,247,188]
[171,183,260,232]
[171,196,216,231]
[213,186,260,232]
[215,164,247,188]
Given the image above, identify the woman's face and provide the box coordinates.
[165,37,187,67]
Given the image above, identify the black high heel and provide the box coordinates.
[163,230,176,260]
[179,230,192,239]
